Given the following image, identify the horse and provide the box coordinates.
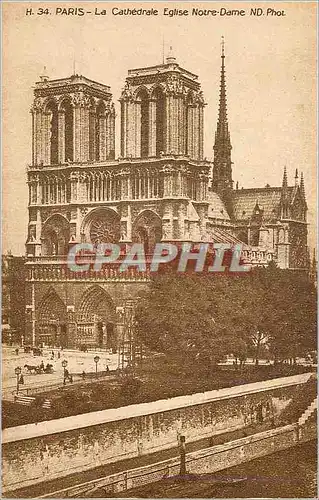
[24,364,39,374]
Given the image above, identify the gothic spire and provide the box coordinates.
[212,37,233,212]
[214,36,231,155]
[282,166,288,190]
[300,171,306,199]
[280,166,289,219]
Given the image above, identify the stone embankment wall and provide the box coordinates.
[37,420,316,498]
[2,373,312,493]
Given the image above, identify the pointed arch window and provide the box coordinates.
[60,99,74,162]
[95,102,106,161]
[153,87,165,156]
[185,92,194,157]
[136,89,149,158]
[47,101,58,165]
[89,100,96,161]
[64,101,74,162]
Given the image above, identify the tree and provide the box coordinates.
[136,271,233,372]
[264,269,317,363]
[136,264,317,372]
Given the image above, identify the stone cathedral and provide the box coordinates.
[25,46,308,348]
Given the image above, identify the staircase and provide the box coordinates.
[298,396,317,426]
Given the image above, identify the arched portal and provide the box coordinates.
[37,290,67,347]
[132,210,162,254]
[77,286,116,349]
[41,214,70,256]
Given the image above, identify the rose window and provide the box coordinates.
[90,216,120,244]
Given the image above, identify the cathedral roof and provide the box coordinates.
[207,191,230,221]
[232,187,284,221]
[210,227,249,248]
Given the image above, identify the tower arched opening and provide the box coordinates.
[89,99,96,161]
[185,91,194,157]
[152,87,166,156]
[46,100,59,165]
[95,102,106,161]
[136,88,149,158]
[60,98,74,162]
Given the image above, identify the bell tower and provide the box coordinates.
[120,47,205,160]
[31,73,115,166]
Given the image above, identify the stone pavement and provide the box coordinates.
[2,346,119,399]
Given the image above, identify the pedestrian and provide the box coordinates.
[106,365,110,374]
[51,350,54,358]
[57,351,60,359]
[15,348,19,355]
[40,360,45,370]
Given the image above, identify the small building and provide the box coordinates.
[2,253,26,344]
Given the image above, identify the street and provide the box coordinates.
[2,346,119,398]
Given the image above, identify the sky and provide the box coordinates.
[2,1,317,255]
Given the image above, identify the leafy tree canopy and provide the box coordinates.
[136,265,317,368]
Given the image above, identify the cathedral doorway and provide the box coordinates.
[37,289,67,347]
[77,286,116,349]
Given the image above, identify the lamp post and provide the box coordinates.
[62,359,68,385]
[179,435,187,477]
[94,355,100,378]
[15,367,21,394]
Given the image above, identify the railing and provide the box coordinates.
[25,260,152,282]
[3,372,118,401]
[27,154,211,170]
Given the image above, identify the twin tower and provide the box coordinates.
[27,49,215,261]
[31,49,205,167]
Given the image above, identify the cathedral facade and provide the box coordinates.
[24,46,308,348]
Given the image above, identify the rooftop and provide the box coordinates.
[35,74,111,95]
[232,186,283,221]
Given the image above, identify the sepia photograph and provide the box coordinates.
[1,1,317,498]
